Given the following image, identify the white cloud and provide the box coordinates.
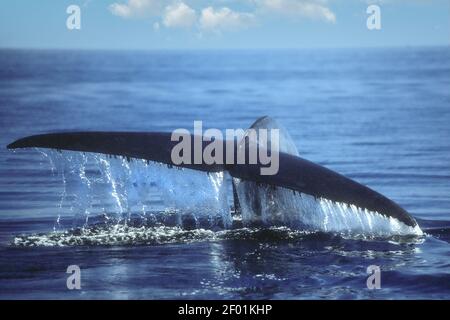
[199,7,256,32]
[108,0,336,33]
[109,3,132,17]
[261,0,336,23]
[163,3,197,28]
[109,0,161,18]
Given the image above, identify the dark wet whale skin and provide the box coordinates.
[8,130,417,227]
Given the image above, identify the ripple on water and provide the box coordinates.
[12,223,425,247]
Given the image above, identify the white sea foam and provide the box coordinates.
[12,225,317,247]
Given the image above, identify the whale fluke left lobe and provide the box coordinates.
[7,131,226,172]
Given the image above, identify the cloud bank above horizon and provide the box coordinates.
[1,0,449,50]
[109,0,336,33]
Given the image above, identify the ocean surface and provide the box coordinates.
[0,47,449,299]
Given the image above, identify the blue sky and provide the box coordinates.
[0,0,449,49]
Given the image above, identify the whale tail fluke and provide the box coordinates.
[7,117,419,229]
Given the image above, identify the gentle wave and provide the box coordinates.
[12,222,425,247]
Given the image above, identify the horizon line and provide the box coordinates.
[1,44,449,52]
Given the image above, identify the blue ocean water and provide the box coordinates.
[0,47,449,299]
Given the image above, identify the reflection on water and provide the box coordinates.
[3,222,443,299]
